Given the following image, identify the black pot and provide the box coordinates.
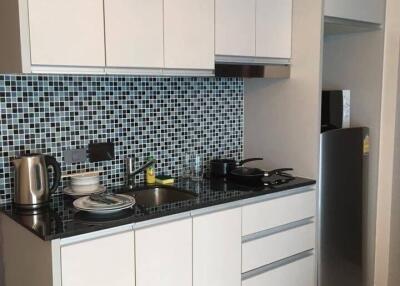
[230,167,293,184]
[210,158,263,178]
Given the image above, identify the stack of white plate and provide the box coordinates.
[63,172,105,198]
[73,194,136,214]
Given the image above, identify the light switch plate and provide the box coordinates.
[64,148,88,164]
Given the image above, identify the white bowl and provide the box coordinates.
[71,176,100,185]
[71,184,100,193]
[71,178,100,186]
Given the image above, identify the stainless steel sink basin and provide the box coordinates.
[131,186,197,207]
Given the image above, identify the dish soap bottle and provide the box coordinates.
[146,157,156,185]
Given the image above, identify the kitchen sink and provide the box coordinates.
[131,186,197,208]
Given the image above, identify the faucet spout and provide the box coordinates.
[125,158,156,189]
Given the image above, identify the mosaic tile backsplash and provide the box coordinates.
[0,74,244,205]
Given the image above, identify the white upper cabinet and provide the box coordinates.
[215,0,256,57]
[256,0,292,59]
[215,0,292,61]
[164,0,215,70]
[135,218,192,286]
[104,0,164,69]
[61,231,135,286]
[193,208,242,286]
[324,0,384,24]
[28,0,105,67]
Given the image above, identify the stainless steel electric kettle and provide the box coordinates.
[13,153,61,209]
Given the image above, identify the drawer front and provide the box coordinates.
[242,255,315,286]
[242,191,315,236]
[242,223,315,272]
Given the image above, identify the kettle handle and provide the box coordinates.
[45,155,62,193]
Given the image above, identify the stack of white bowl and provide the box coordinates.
[70,173,101,194]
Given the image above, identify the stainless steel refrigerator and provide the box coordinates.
[319,90,369,286]
[319,127,369,286]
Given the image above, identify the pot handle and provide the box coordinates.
[238,158,263,166]
[265,168,293,176]
[45,155,62,193]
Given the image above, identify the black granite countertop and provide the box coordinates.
[0,177,315,241]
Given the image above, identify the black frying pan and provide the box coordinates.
[210,158,263,177]
[230,167,293,184]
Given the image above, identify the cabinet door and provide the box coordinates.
[61,231,135,286]
[28,0,105,67]
[136,218,192,286]
[193,208,242,286]
[215,0,256,57]
[164,0,214,70]
[104,0,164,68]
[256,0,292,59]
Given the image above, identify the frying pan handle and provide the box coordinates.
[238,158,263,166]
[266,168,293,176]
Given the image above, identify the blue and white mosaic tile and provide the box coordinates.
[0,74,244,204]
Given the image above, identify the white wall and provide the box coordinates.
[322,30,385,286]
[374,0,400,284]
[244,0,323,179]
[388,66,400,286]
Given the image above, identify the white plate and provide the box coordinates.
[74,205,134,214]
[74,194,134,210]
[63,185,106,198]
[73,194,136,214]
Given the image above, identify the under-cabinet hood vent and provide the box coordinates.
[215,64,290,79]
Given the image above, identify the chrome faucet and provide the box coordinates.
[125,157,157,189]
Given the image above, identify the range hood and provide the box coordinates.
[215,56,290,79]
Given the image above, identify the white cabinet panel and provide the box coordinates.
[242,255,315,286]
[61,231,135,286]
[193,208,241,286]
[215,0,256,57]
[28,0,105,67]
[164,0,214,70]
[325,0,384,24]
[256,0,292,59]
[242,191,316,236]
[136,218,192,286]
[104,0,164,68]
[242,223,315,272]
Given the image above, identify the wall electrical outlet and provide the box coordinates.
[64,148,88,164]
[88,142,115,163]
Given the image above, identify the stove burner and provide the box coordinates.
[262,173,295,186]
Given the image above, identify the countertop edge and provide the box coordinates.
[59,183,316,245]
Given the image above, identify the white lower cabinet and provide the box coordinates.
[193,208,242,286]
[242,223,315,272]
[135,218,192,286]
[242,191,316,236]
[242,255,315,286]
[61,231,135,286]
[56,189,316,286]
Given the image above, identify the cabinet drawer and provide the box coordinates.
[242,255,314,286]
[242,222,315,272]
[242,191,315,235]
